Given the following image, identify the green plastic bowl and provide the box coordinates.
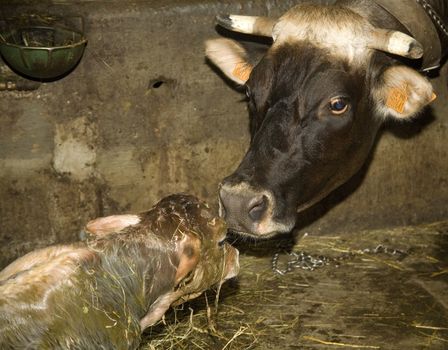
[0,26,87,80]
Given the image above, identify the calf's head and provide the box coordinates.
[143,194,240,303]
[86,194,239,306]
[206,4,435,238]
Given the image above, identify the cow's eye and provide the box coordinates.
[329,97,349,115]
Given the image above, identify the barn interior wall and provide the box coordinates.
[0,0,447,268]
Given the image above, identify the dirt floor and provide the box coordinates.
[140,221,448,350]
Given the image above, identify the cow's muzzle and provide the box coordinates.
[218,182,292,237]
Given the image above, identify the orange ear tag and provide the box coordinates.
[430,92,437,103]
[232,62,252,82]
[386,85,408,114]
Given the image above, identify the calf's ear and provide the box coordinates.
[373,65,436,119]
[205,38,252,85]
[85,214,141,237]
[174,232,201,284]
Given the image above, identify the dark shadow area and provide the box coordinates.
[215,25,273,49]
[292,155,375,240]
[225,230,295,257]
[432,222,448,264]
[382,106,436,139]
[291,106,436,241]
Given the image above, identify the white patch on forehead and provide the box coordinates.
[272,4,373,64]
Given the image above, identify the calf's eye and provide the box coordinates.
[329,97,349,115]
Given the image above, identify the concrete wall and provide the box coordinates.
[1,0,447,267]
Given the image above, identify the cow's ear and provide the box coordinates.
[373,65,435,119]
[205,38,253,85]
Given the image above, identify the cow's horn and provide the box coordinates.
[216,14,276,37]
[368,29,423,59]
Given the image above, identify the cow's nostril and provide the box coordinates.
[248,195,267,222]
[219,182,271,232]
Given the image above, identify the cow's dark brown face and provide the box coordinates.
[206,5,435,237]
[218,44,380,237]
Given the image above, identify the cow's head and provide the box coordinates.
[206,4,435,238]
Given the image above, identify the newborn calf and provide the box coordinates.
[0,194,239,349]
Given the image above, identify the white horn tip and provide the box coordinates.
[388,32,423,59]
[216,14,256,34]
[216,14,234,31]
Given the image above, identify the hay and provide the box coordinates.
[140,273,266,350]
[140,221,448,349]
[302,335,380,348]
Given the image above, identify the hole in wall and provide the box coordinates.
[148,76,172,90]
[151,80,164,89]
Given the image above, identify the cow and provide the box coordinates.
[205,0,447,238]
[0,194,239,349]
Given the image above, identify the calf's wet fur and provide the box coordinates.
[0,194,239,349]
